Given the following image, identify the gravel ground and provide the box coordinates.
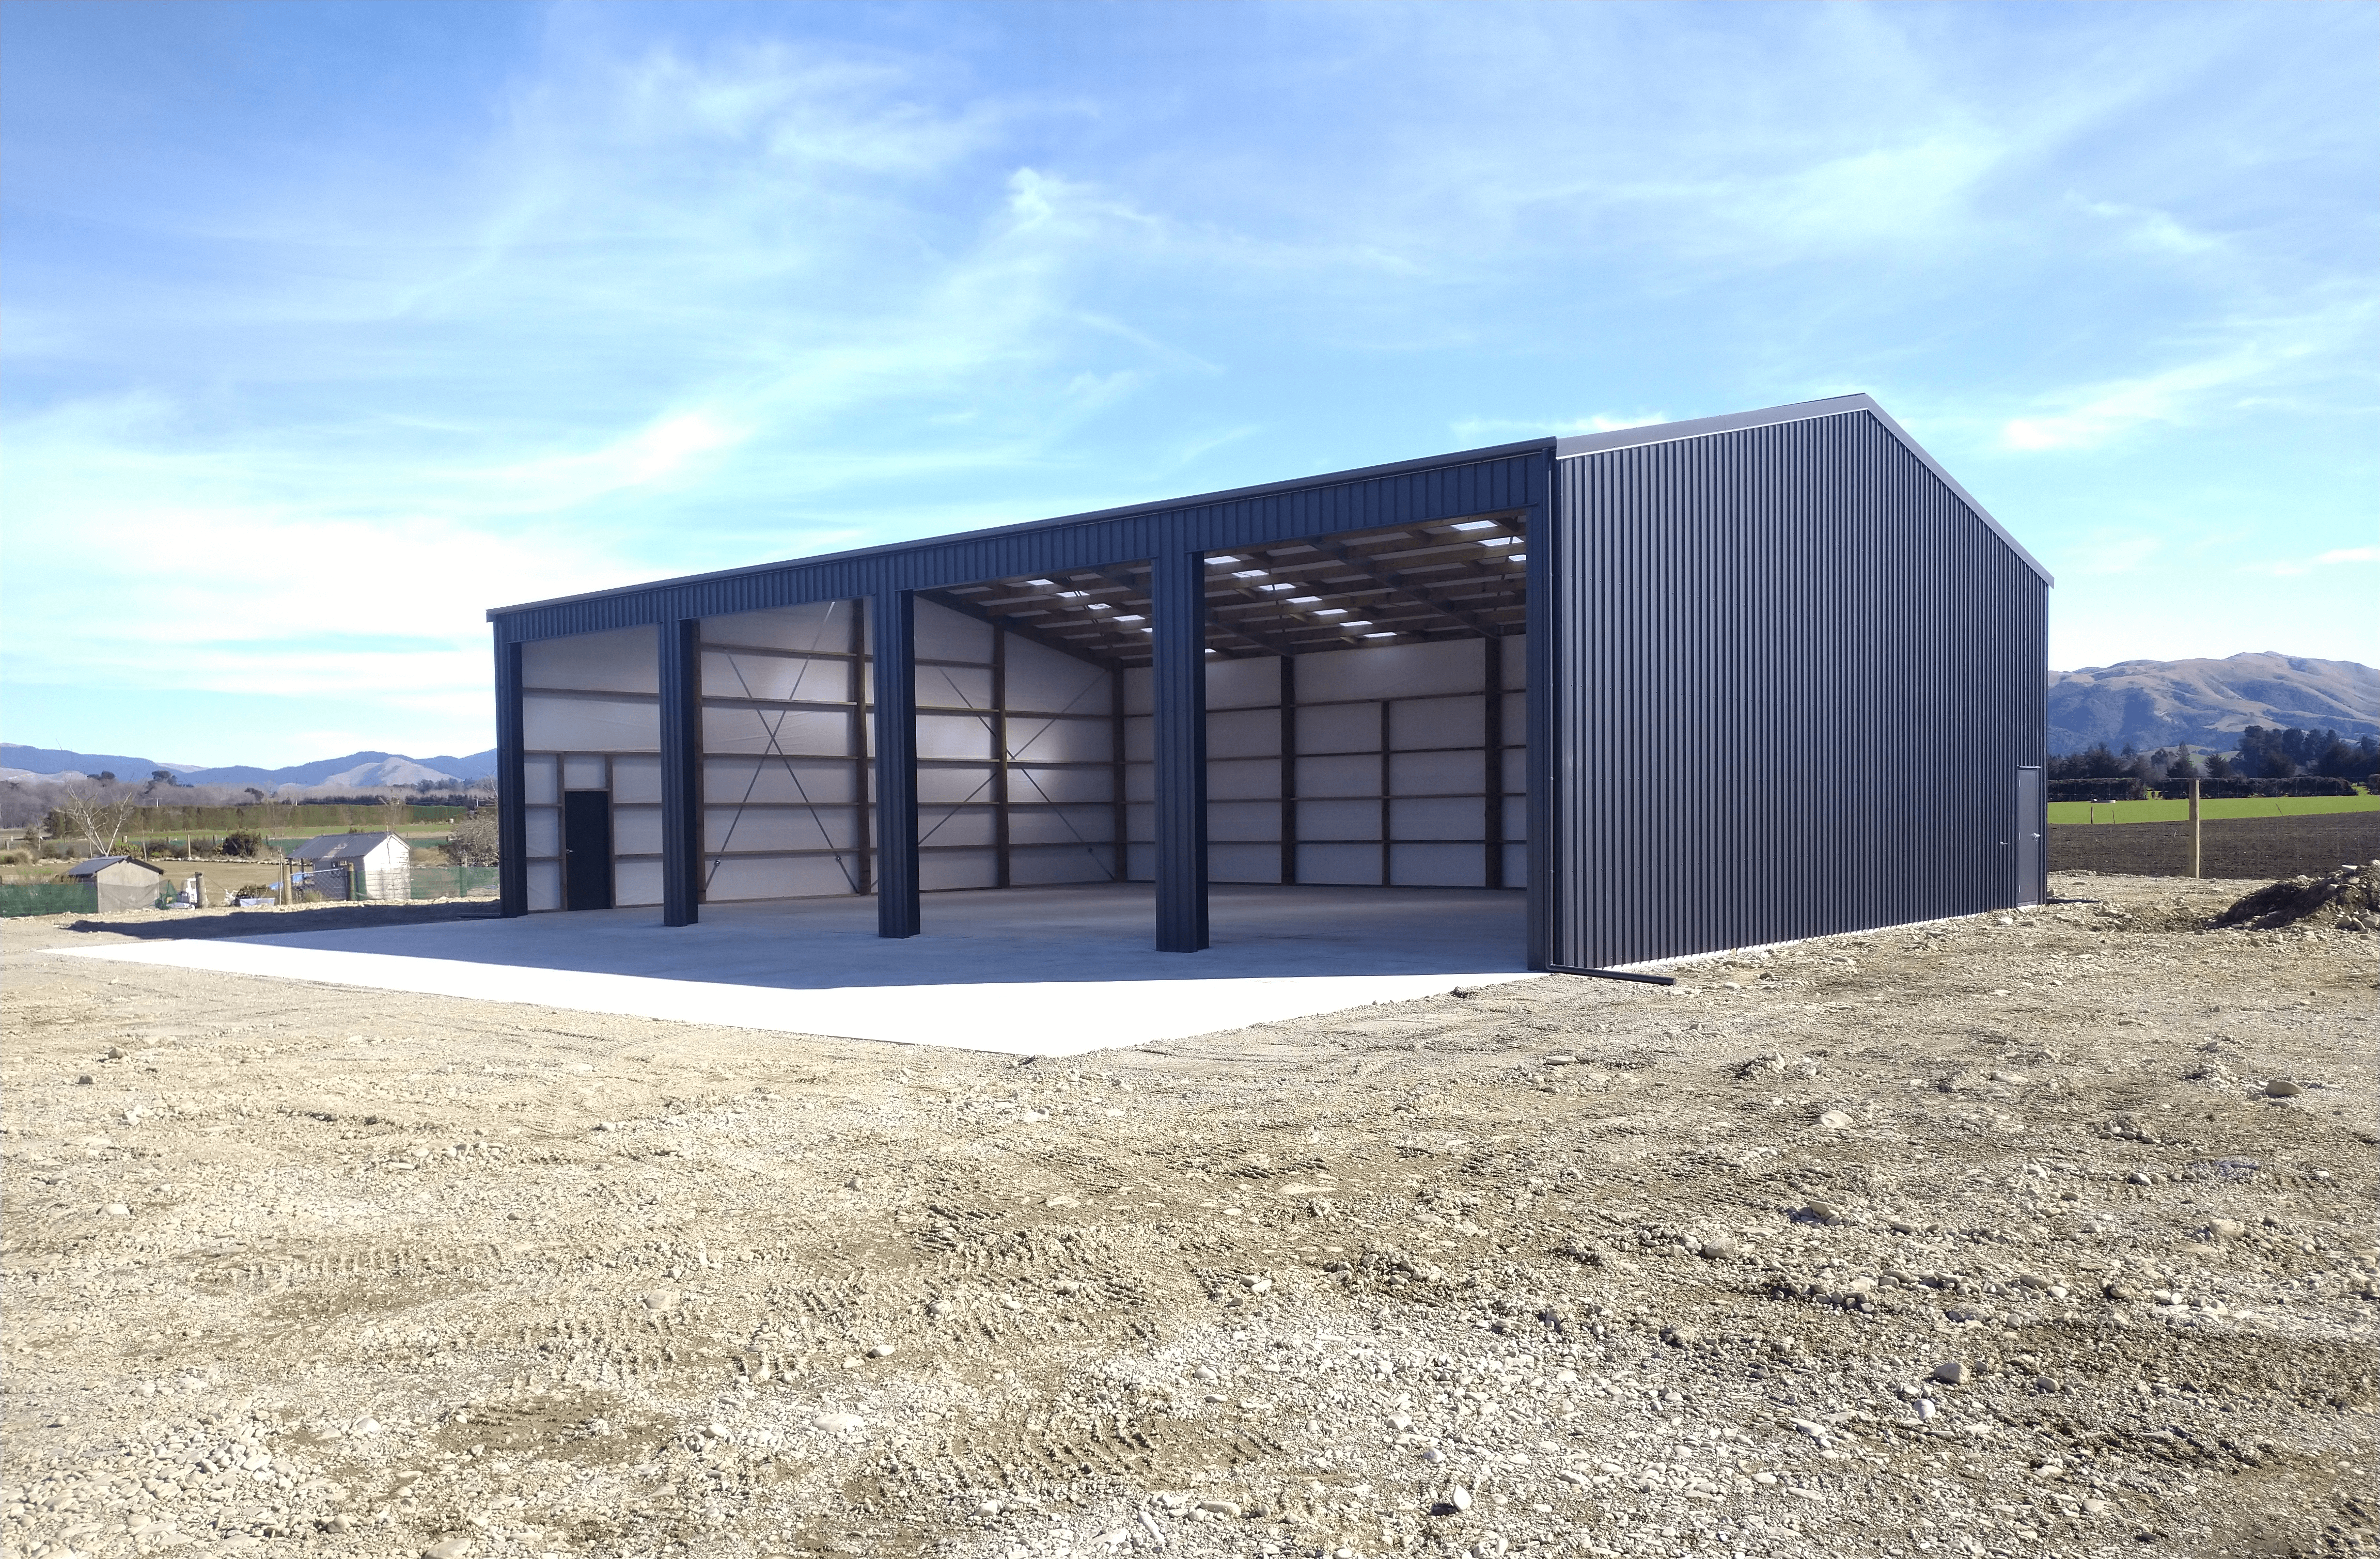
[3,872,2375,1559]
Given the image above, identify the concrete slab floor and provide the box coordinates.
[52,884,1539,1054]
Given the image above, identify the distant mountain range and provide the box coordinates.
[0,744,496,790]
[2047,654,2376,754]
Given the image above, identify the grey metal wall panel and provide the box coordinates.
[1546,410,2046,969]
[496,639,527,917]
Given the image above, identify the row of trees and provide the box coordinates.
[1,774,492,834]
[2050,727,2378,786]
[29,784,434,858]
[14,781,498,861]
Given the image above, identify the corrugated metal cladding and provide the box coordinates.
[1544,408,2046,970]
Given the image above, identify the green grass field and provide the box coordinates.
[2047,794,2380,825]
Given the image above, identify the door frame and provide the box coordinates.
[2014,765,2043,908]
[562,788,615,910]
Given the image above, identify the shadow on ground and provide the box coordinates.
[62,902,502,942]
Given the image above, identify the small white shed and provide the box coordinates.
[290,831,412,901]
[65,855,166,913]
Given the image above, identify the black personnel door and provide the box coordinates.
[562,790,614,910]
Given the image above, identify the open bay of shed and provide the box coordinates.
[54,885,1536,1053]
[514,597,1529,914]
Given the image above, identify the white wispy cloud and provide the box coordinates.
[1993,299,2367,452]
[2248,543,2380,578]
[1999,352,2271,451]
[2075,197,2223,257]
[2066,534,2167,576]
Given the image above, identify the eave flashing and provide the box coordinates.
[1555,393,2054,588]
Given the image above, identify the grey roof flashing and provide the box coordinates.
[1556,393,2053,587]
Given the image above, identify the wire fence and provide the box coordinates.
[0,882,99,918]
[405,865,500,900]
[1,864,497,916]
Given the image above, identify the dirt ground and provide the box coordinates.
[3,873,2375,1559]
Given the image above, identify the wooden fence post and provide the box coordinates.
[2189,779,2202,879]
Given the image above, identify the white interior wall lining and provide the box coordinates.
[694,596,1119,905]
[520,626,664,911]
[911,597,1118,893]
[519,609,1518,912]
[699,600,871,904]
[1122,634,1526,888]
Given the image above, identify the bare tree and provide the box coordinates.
[380,792,412,837]
[446,811,500,867]
[50,780,140,858]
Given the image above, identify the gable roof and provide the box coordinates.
[290,832,406,862]
[486,392,2047,625]
[1554,393,2053,587]
[66,855,164,878]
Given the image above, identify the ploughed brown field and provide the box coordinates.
[2050,811,2380,881]
[3,873,2374,1559]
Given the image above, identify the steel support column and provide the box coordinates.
[495,636,528,918]
[659,618,702,926]
[1523,485,1557,971]
[871,589,922,938]
[1483,633,1505,890]
[1151,549,1209,951]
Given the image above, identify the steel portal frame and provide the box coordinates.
[488,393,2052,969]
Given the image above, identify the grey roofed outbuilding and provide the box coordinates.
[290,832,406,862]
[67,855,167,914]
[484,391,2053,972]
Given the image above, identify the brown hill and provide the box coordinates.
[2047,653,2376,754]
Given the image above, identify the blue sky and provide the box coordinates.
[4,0,2374,766]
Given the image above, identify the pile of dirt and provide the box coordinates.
[2211,859,2380,932]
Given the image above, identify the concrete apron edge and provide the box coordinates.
[43,944,1543,1057]
[1603,906,2041,977]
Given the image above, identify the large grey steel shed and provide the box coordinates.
[486,393,2050,971]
